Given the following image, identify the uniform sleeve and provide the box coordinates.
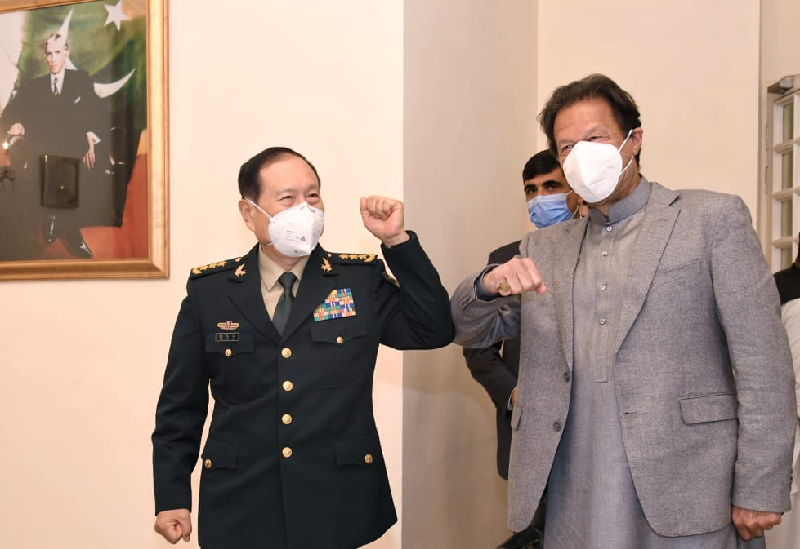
[152,278,210,514]
[373,231,454,350]
[710,196,798,512]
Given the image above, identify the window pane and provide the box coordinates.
[783,102,795,142]
[781,198,794,237]
[782,247,794,269]
[782,152,794,190]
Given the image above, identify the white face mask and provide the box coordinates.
[562,129,634,204]
[247,199,324,257]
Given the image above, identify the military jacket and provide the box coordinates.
[152,233,454,549]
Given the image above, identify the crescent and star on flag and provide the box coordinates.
[57,1,135,99]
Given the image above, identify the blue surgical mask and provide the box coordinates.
[527,191,576,228]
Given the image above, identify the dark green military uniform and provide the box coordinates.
[152,232,453,549]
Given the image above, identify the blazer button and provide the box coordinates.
[281,347,292,359]
[282,447,293,458]
[282,380,294,392]
[224,348,232,357]
[203,459,212,469]
[336,336,344,345]
[282,413,293,425]
[564,371,571,382]
[553,421,562,432]
[364,454,373,464]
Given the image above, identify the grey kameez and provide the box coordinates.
[543,178,741,548]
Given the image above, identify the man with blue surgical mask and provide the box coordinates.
[152,146,454,549]
[463,149,580,549]
[452,74,797,548]
[524,150,583,230]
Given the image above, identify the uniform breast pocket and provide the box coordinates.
[204,332,264,397]
[205,332,254,357]
[310,316,370,389]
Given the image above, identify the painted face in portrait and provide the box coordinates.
[44,36,69,74]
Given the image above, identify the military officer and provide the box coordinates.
[152,146,454,549]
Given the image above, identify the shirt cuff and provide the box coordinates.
[475,264,501,301]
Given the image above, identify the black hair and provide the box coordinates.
[237,146,320,200]
[539,73,642,164]
[522,149,561,181]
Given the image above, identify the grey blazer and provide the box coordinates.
[451,182,797,536]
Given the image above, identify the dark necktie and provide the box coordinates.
[273,272,296,335]
[53,77,59,96]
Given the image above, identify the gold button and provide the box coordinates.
[204,459,212,469]
[224,348,232,357]
[364,454,373,464]
[282,380,294,392]
[282,446,293,458]
[281,347,292,359]
[282,413,293,425]
[336,336,344,344]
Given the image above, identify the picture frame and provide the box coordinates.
[0,0,168,280]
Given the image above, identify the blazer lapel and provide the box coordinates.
[614,184,680,355]
[228,245,280,343]
[281,246,339,340]
[550,217,588,372]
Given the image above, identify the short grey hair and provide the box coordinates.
[43,33,69,51]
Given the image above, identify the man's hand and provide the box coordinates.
[360,196,409,248]
[482,257,546,296]
[154,508,192,544]
[510,387,518,407]
[83,134,95,169]
[732,506,782,540]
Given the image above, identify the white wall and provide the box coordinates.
[537,0,761,212]
[0,1,405,548]
[761,0,800,87]
[402,1,539,547]
[759,0,800,249]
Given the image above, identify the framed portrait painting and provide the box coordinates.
[0,0,167,280]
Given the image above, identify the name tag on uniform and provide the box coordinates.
[314,288,357,321]
[215,333,240,342]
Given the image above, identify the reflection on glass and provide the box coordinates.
[781,198,793,237]
[781,247,793,270]
[782,152,794,190]
[783,102,794,143]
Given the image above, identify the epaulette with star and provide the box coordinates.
[326,252,380,265]
[189,256,244,278]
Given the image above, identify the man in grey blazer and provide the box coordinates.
[463,150,582,549]
[451,74,797,548]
